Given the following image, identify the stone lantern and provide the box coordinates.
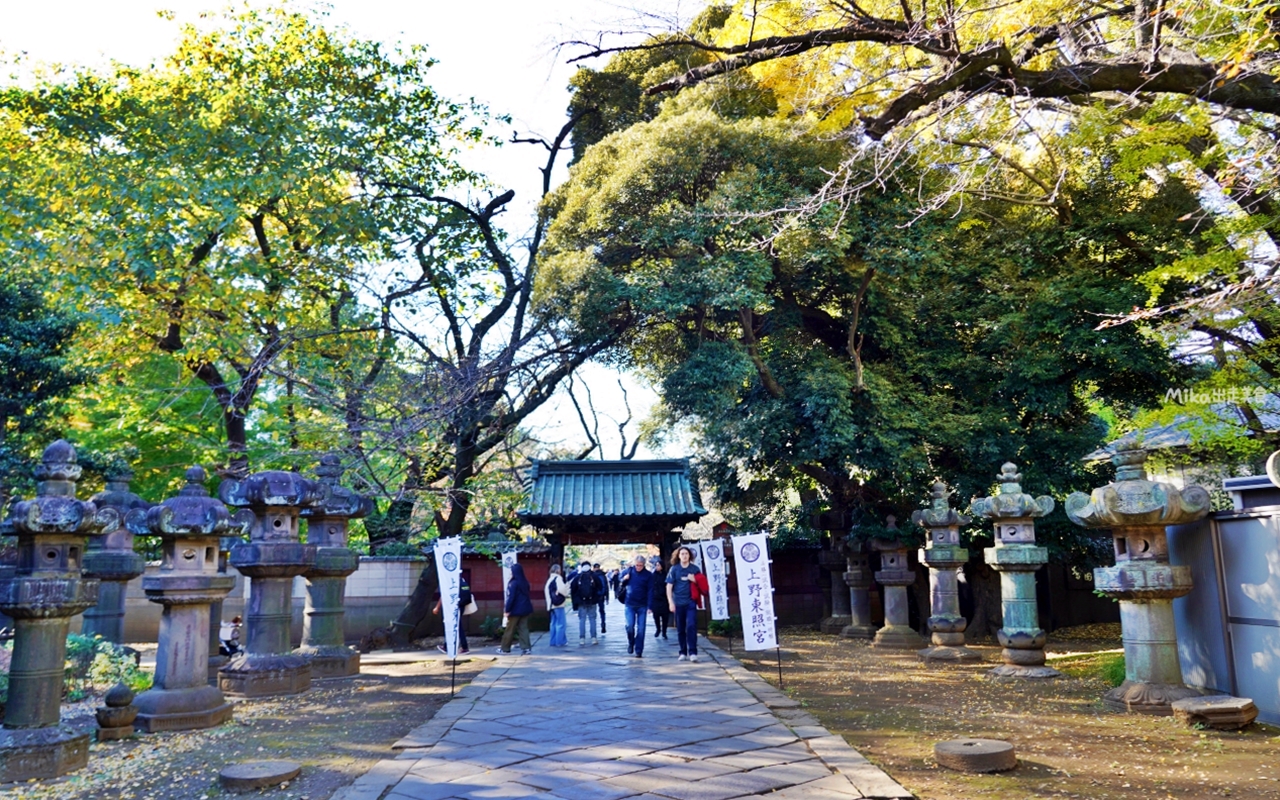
[912,483,979,662]
[819,541,852,634]
[295,454,372,678]
[841,538,876,639]
[0,440,118,781]
[1066,449,1209,714]
[970,463,1060,679]
[126,466,244,731]
[870,517,924,649]
[83,464,150,643]
[217,470,322,697]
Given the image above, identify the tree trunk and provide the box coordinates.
[225,407,249,480]
[964,557,1003,642]
[389,552,438,646]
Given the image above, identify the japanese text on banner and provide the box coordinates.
[434,537,463,657]
[700,540,730,621]
[731,532,777,650]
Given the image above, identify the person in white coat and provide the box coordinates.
[544,564,570,647]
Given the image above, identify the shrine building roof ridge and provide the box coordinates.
[519,458,707,524]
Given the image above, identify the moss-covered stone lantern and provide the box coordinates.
[912,482,980,663]
[971,463,1060,679]
[870,516,924,649]
[295,454,372,678]
[126,466,244,731]
[1066,449,1209,714]
[0,441,118,781]
[83,464,150,643]
[217,470,323,697]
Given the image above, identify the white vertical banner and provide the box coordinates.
[731,532,777,650]
[687,543,703,569]
[501,550,518,624]
[700,540,730,620]
[434,537,463,657]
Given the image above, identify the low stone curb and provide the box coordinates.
[701,638,915,800]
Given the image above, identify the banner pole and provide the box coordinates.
[776,646,783,690]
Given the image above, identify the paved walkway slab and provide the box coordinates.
[334,604,912,800]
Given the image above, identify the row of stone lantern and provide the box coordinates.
[833,450,1215,716]
[0,441,372,782]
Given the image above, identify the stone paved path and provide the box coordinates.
[334,603,912,800]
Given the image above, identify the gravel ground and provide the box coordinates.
[1,656,490,800]
[727,626,1280,800]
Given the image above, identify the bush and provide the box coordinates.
[478,616,503,640]
[708,615,743,638]
[64,634,153,701]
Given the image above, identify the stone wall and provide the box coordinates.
[105,556,430,645]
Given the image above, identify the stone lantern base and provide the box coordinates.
[219,653,311,698]
[918,644,982,663]
[841,621,877,639]
[871,624,925,649]
[0,725,89,783]
[1104,681,1204,716]
[134,685,235,733]
[295,645,360,679]
[819,616,852,635]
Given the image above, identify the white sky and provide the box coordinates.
[1,0,699,460]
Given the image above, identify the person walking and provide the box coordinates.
[648,558,669,641]
[570,559,600,645]
[544,564,569,647]
[620,554,654,658]
[667,545,703,662]
[498,563,533,655]
[592,563,608,634]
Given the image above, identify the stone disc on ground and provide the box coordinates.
[219,760,301,793]
[934,738,1017,773]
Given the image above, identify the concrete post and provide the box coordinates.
[971,462,1061,679]
[126,467,244,731]
[0,441,118,781]
[912,482,980,663]
[1066,449,1209,714]
[296,454,372,678]
[217,471,322,697]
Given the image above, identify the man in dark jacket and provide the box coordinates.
[570,559,600,645]
[592,563,608,634]
[620,555,655,658]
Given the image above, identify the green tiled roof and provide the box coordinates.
[519,459,706,524]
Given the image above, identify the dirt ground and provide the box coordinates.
[726,626,1280,800]
[1,657,489,800]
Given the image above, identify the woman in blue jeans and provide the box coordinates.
[544,564,569,647]
[666,545,702,662]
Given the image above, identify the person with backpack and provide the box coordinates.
[648,559,669,641]
[666,545,703,662]
[570,559,600,645]
[544,563,569,647]
[497,563,533,655]
[619,554,654,658]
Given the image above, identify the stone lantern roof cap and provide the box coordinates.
[34,439,81,483]
[3,440,117,535]
[92,463,151,513]
[912,481,971,529]
[218,469,326,510]
[970,462,1055,521]
[300,454,373,521]
[1065,449,1210,529]
[128,466,243,538]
